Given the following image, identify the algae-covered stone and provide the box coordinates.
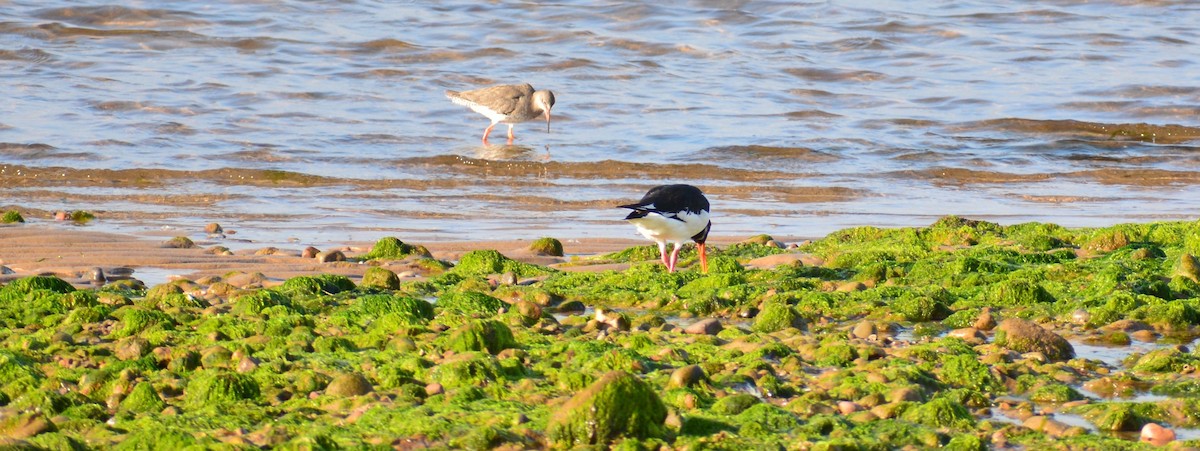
[529,237,564,257]
[1029,383,1084,403]
[361,266,401,290]
[443,319,517,354]
[547,370,667,447]
[712,393,760,415]
[994,318,1074,362]
[668,365,707,389]
[431,352,505,389]
[1174,254,1200,283]
[120,381,166,413]
[363,236,426,260]
[1086,229,1131,252]
[163,236,196,249]
[0,276,75,302]
[277,274,355,296]
[437,291,505,316]
[185,370,261,406]
[1131,348,1199,373]
[325,372,373,397]
[939,354,999,392]
[232,289,291,315]
[900,397,975,429]
[1069,402,1147,431]
[1,210,24,223]
[752,300,803,333]
[0,411,55,439]
[982,279,1054,307]
[454,250,554,277]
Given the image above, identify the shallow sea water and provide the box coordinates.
[2,0,1199,245]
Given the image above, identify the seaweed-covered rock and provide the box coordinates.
[120,381,166,413]
[454,250,554,277]
[185,370,261,406]
[712,393,760,415]
[0,276,75,302]
[437,291,505,316]
[994,318,1074,362]
[1,210,24,224]
[363,237,427,260]
[360,267,401,290]
[0,411,55,439]
[529,237,564,257]
[443,319,517,354]
[900,397,975,429]
[325,373,373,397]
[277,274,355,296]
[752,300,803,333]
[547,370,667,447]
[1175,254,1200,283]
[431,352,505,389]
[669,365,707,389]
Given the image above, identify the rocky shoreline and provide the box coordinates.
[1,215,1199,449]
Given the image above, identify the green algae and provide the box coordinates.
[278,274,355,297]
[1,210,24,223]
[529,237,564,256]
[547,370,667,447]
[900,396,975,429]
[360,266,400,290]
[441,319,517,354]
[436,291,504,316]
[454,250,555,278]
[119,381,166,413]
[185,370,261,407]
[0,218,1196,448]
[362,236,427,260]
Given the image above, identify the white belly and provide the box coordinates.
[628,210,709,244]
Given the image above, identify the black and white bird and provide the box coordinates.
[618,184,711,273]
[445,83,555,145]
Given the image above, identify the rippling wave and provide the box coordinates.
[0,0,1198,243]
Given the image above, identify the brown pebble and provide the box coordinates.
[837,401,861,415]
[254,247,280,256]
[205,223,223,234]
[974,307,997,330]
[316,250,346,263]
[684,318,723,335]
[54,211,69,221]
[302,246,320,258]
[1141,422,1176,446]
[425,382,444,396]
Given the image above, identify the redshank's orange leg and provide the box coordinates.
[482,123,497,144]
[506,125,516,144]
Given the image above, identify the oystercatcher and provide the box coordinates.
[445,83,555,145]
[619,184,711,273]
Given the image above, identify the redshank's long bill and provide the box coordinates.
[445,83,555,145]
[619,184,711,273]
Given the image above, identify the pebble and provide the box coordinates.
[684,318,723,335]
[947,327,987,344]
[1141,422,1176,446]
[316,250,346,263]
[837,401,861,415]
[425,382,444,396]
[668,365,706,388]
[851,321,874,339]
[302,246,320,258]
[88,267,106,283]
[974,307,997,330]
[205,223,223,235]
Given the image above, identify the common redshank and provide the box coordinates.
[619,184,711,273]
[445,83,555,145]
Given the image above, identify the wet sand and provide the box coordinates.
[0,224,761,287]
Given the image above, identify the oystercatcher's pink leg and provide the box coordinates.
[667,243,683,273]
